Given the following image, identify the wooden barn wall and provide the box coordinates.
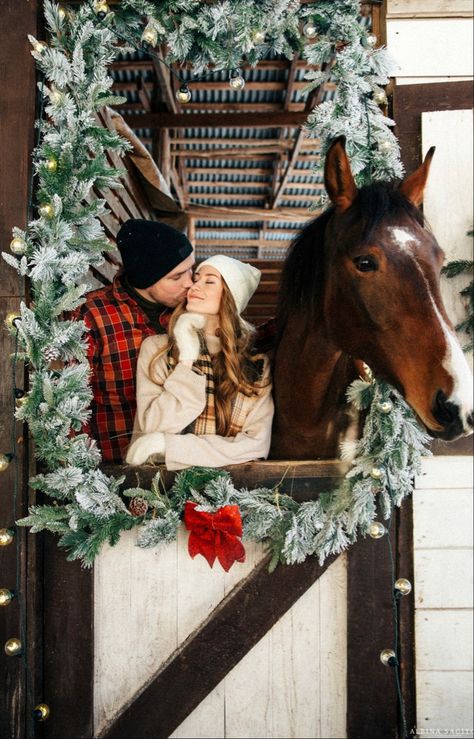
[413,458,473,738]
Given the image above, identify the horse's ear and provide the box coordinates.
[324,136,358,213]
[399,146,435,207]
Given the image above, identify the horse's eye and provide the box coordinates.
[353,255,379,272]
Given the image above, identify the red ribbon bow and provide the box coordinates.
[184,501,246,572]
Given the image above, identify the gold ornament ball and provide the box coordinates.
[33,704,51,722]
[10,236,27,255]
[142,27,158,47]
[365,32,378,48]
[377,400,393,414]
[5,638,22,657]
[45,157,58,173]
[370,466,383,480]
[94,1,109,19]
[395,578,412,596]
[380,648,397,666]
[368,521,385,539]
[176,85,191,104]
[252,29,265,44]
[0,588,14,607]
[38,202,55,219]
[303,21,318,39]
[0,528,15,546]
[229,71,245,91]
[5,312,21,330]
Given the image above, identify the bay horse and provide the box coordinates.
[270,137,473,459]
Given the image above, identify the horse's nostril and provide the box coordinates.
[433,390,459,426]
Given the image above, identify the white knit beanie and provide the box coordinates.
[197,255,261,314]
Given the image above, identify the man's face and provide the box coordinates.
[137,253,195,307]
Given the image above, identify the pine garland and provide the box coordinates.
[5,1,426,569]
[441,230,474,352]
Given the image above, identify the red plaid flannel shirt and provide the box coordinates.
[76,276,170,463]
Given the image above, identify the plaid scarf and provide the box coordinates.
[169,338,266,437]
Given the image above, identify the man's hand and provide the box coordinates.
[125,431,166,466]
[173,312,206,363]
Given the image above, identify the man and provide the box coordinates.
[76,218,194,463]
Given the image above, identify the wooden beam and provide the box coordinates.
[123,112,309,129]
[172,145,292,158]
[187,206,313,223]
[169,166,186,210]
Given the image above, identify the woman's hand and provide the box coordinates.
[125,431,166,466]
[173,312,206,364]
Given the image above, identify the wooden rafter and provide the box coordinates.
[123,112,309,129]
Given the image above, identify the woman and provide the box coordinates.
[125,255,274,470]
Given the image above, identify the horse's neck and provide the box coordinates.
[271,312,357,459]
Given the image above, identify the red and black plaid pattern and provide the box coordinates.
[76,276,170,463]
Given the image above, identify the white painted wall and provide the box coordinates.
[387,1,473,85]
[94,528,347,738]
[413,457,473,739]
[422,109,473,359]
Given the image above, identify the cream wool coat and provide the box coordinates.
[127,334,274,470]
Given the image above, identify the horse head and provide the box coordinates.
[322,136,473,441]
[271,137,472,460]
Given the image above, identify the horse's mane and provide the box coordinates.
[275,181,425,337]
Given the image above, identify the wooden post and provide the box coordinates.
[0,2,39,738]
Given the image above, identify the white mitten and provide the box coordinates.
[173,312,206,362]
[125,431,166,466]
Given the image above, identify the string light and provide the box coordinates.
[0,528,15,546]
[141,23,158,47]
[380,648,398,667]
[303,20,318,39]
[368,521,385,539]
[377,400,393,414]
[4,638,22,657]
[394,578,412,596]
[10,236,27,255]
[251,29,265,44]
[45,156,58,173]
[374,90,388,106]
[93,1,109,20]
[229,69,245,91]
[33,704,51,722]
[31,39,48,54]
[38,202,55,219]
[370,466,383,480]
[379,140,393,154]
[5,314,21,331]
[364,32,377,48]
[175,84,191,104]
[0,589,14,607]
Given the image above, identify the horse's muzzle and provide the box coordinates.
[431,390,473,440]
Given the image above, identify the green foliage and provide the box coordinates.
[442,231,474,352]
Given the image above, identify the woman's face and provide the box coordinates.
[186,266,223,315]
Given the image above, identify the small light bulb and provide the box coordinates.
[33,704,51,722]
[370,466,383,480]
[303,21,318,39]
[252,29,265,44]
[4,638,22,657]
[32,39,47,54]
[368,521,385,539]
[142,25,158,47]
[0,528,15,545]
[38,202,55,219]
[0,589,14,607]
[175,84,191,104]
[10,236,27,255]
[45,157,58,173]
[394,578,412,596]
[229,69,245,91]
[5,313,22,331]
[379,140,393,153]
[377,400,393,414]
[93,1,109,20]
[58,6,67,21]
[50,85,63,104]
[374,90,388,105]
[365,32,377,48]
[380,648,397,666]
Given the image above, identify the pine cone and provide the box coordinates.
[43,345,60,362]
[129,497,148,517]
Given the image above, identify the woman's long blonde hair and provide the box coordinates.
[149,281,267,435]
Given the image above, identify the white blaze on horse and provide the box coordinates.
[271,136,473,460]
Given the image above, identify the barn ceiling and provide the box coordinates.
[107,4,376,262]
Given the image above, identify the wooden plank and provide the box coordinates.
[188,206,313,222]
[387,0,473,18]
[396,500,417,738]
[123,112,309,129]
[415,672,474,738]
[0,3,38,738]
[414,550,473,609]
[413,488,473,549]
[415,610,473,671]
[347,520,400,738]
[415,456,473,490]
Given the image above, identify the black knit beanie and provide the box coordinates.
[116,219,193,289]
